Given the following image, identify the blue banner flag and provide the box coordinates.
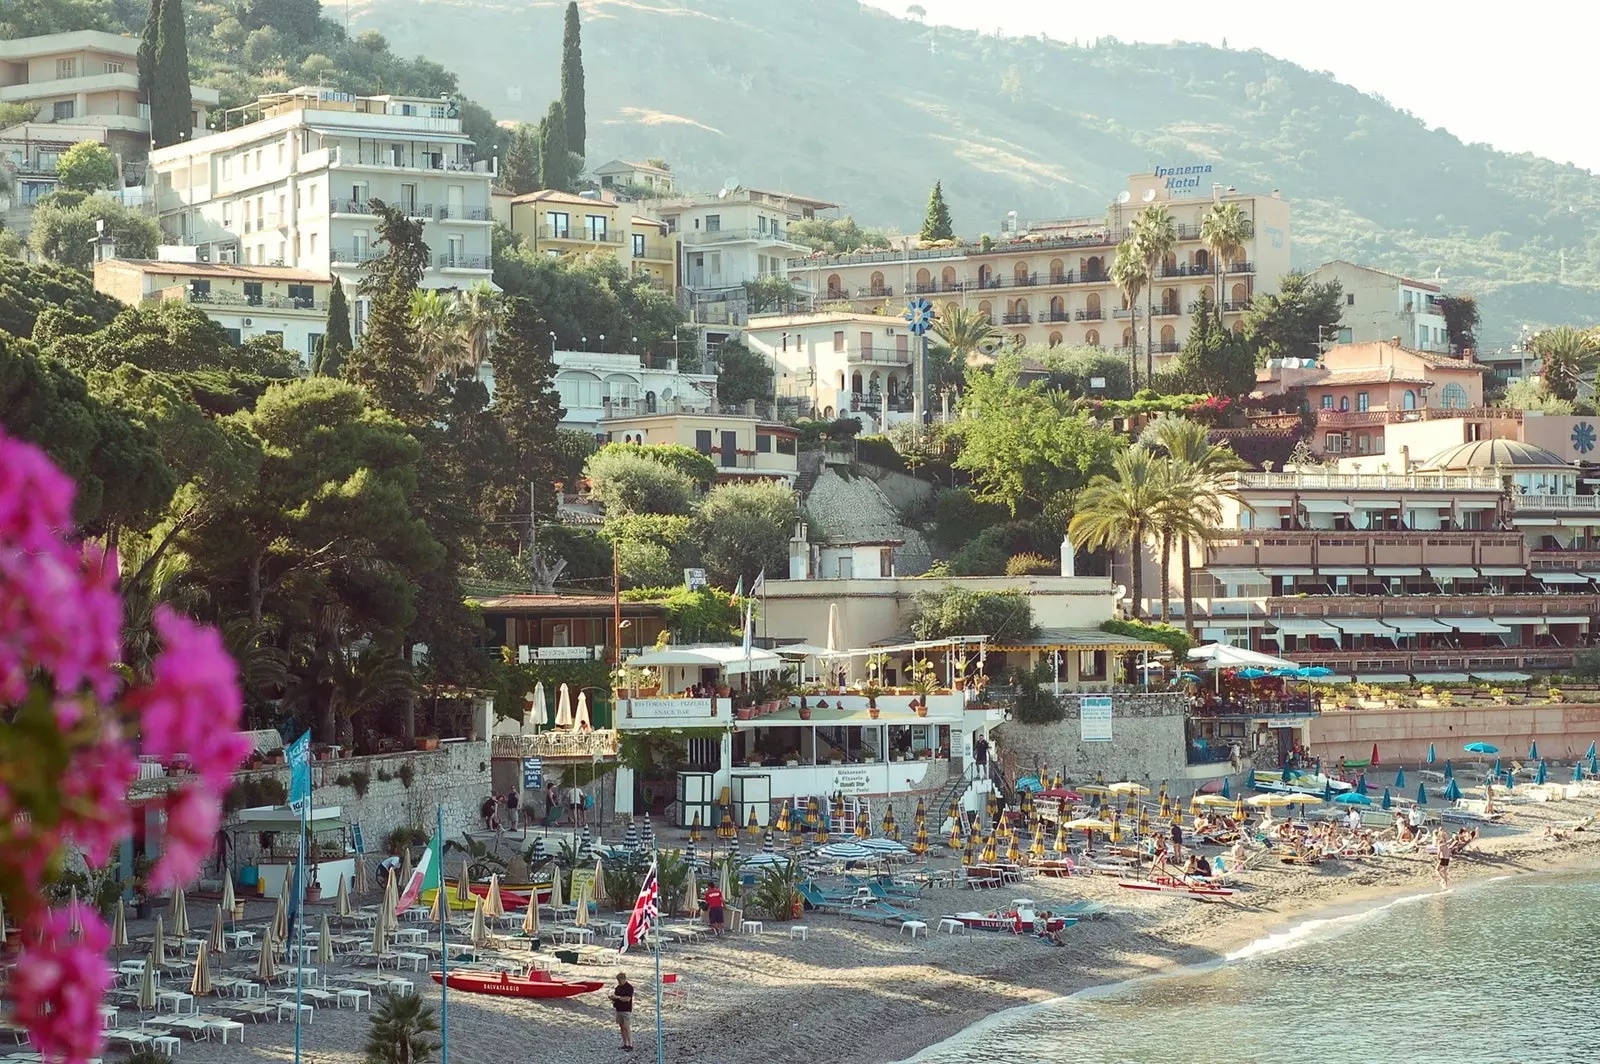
[287,730,312,807]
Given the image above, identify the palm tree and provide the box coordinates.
[1144,418,1246,631]
[1133,204,1177,385]
[1069,447,1163,619]
[928,303,1001,397]
[408,289,465,393]
[457,282,504,377]
[1149,458,1193,623]
[364,992,440,1064]
[1109,240,1147,387]
[1199,202,1250,323]
[1533,325,1600,402]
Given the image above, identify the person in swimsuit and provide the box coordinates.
[1435,836,1452,888]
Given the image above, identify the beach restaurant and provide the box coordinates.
[614,638,1002,825]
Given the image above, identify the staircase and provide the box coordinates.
[793,469,819,497]
[931,763,977,818]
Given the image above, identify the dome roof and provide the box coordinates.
[1421,439,1569,471]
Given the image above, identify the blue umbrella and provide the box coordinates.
[1427,743,1437,765]
[1492,757,1502,777]
[1301,666,1334,678]
[1221,777,1232,799]
[1268,668,1296,678]
[1529,739,1539,760]
[1575,763,1586,783]
[1334,792,1371,806]
[1444,779,1462,801]
[1588,740,1597,761]
[1444,760,1455,781]
[1238,667,1269,679]
[1180,673,1202,683]
[1464,742,1498,755]
[1536,760,1548,785]
[1590,754,1599,778]
[1415,782,1429,806]
[1323,780,1334,802]
[1355,774,1369,796]
[1380,787,1392,810]
[1503,771,1515,791]
[1394,767,1407,788]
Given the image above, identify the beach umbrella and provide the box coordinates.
[255,932,277,984]
[189,941,211,997]
[555,683,574,728]
[573,690,592,732]
[987,792,999,822]
[370,895,388,955]
[522,893,540,938]
[1588,740,1597,761]
[336,874,352,918]
[854,804,872,840]
[1108,811,1122,843]
[915,796,927,826]
[1005,832,1021,864]
[684,867,700,918]
[961,834,975,867]
[1537,760,1549,785]
[1322,780,1334,803]
[1370,743,1381,767]
[316,914,333,967]
[689,812,703,844]
[1246,794,1295,808]
[1355,775,1369,796]
[1575,763,1586,783]
[209,904,226,955]
[1503,771,1515,791]
[1380,788,1392,811]
[399,848,414,894]
[67,887,81,936]
[621,821,637,850]
[881,805,899,840]
[913,820,930,858]
[428,881,443,925]
[1444,760,1455,781]
[170,887,189,939]
[718,806,737,840]
[355,853,372,895]
[1197,795,1235,808]
[1019,788,1034,817]
[469,896,489,947]
[152,915,167,969]
[221,875,235,920]
[1590,754,1598,778]
[775,803,791,835]
[1333,792,1371,806]
[271,888,288,943]
[1492,756,1502,777]
[762,830,776,853]
[137,955,157,1011]
[981,832,998,864]
[531,682,548,728]
[1220,777,1231,799]
[591,858,607,907]
[548,867,564,910]
[1190,793,1203,816]
[456,859,470,903]
[747,806,762,838]
[949,817,963,851]
[1139,808,1152,836]
[1282,793,1322,806]
[1394,767,1407,789]
[818,842,874,863]
[486,873,506,919]
[1159,793,1172,820]
[1529,739,1539,760]
[1427,743,1437,764]
[1465,742,1498,755]
[386,866,402,931]
[110,898,128,950]
[1416,782,1428,806]
[1232,798,1246,822]
[808,797,823,831]
[718,859,731,904]
[1444,779,1463,801]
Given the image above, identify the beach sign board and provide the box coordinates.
[522,757,544,788]
[1079,696,1113,742]
[628,698,716,722]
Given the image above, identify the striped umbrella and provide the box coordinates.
[789,809,804,847]
[762,830,776,853]
[986,793,999,822]
[981,832,998,864]
[640,819,654,850]
[1029,823,1045,860]
[1095,770,1105,787]
[1137,810,1150,838]
[1053,819,1070,855]
[961,834,975,866]
[775,802,791,834]
[1109,811,1123,843]
[1189,794,1202,816]
[945,800,959,829]
[1158,793,1172,820]
[624,821,640,850]
[1158,780,1169,803]
[1019,788,1034,816]
[815,811,830,846]
[747,807,762,838]
[1005,832,1021,865]
[717,807,737,840]
[805,797,822,831]
[881,805,899,841]
[689,812,703,844]
[913,820,929,858]
[949,817,963,851]
[914,797,927,826]
[995,811,1010,840]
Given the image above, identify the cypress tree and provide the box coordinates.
[136,0,160,104]
[539,101,570,192]
[920,180,953,242]
[150,0,192,148]
[560,1,585,157]
[313,277,352,376]
[502,123,541,196]
[342,201,432,422]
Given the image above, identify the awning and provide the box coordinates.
[1471,671,1532,682]
[1491,616,1543,626]
[1352,499,1401,510]
[1381,618,1453,634]
[1373,567,1422,577]
[1402,501,1449,511]
[1245,498,1292,509]
[1544,615,1592,625]
[1513,517,1561,527]
[1454,501,1498,510]
[1299,499,1354,514]
[1317,567,1371,576]
[1321,675,1354,684]
[1581,571,1600,581]
[1207,567,1268,581]
[1261,567,1314,577]
[1479,566,1528,577]
[1270,619,1341,637]
[1357,674,1411,684]
[1536,572,1592,585]
[1442,617,1513,635]
[1329,619,1400,636]
[628,645,784,675]
[1427,567,1479,580]
[1411,672,1469,684]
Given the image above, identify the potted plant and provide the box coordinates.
[130,855,154,920]
[305,869,322,904]
[859,680,884,718]
[798,703,813,721]
[417,735,440,752]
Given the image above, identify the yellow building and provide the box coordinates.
[600,411,798,483]
[509,189,626,262]
[94,258,333,364]
[628,214,678,291]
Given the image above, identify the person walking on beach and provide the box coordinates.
[706,883,725,935]
[1170,819,1184,861]
[1435,835,1453,888]
[609,971,634,1050]
[569,784,587,828]
[545,781,561,825]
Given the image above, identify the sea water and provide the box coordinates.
[898,871,1600,1064]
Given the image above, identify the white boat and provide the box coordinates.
[1252,771,1351,796]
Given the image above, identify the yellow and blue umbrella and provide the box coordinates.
[689,812,703,844]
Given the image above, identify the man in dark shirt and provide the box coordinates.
[610,971,634,1050]
[1170,820,1184,861]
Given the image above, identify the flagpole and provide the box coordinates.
[653,848,664,1064]
[437,803,448,1064]
[293,789,305,1064]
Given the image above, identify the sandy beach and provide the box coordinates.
[98,783,1600,1064]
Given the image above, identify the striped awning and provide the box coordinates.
[1441,617,1513,635]
[1329,619,1400,637]
[1382,618,1453,634]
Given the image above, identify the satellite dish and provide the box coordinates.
[1115,584,1128,601]
[1142,188,1156,202]
[717,188,728,199]
[1116,190,1130,204]
[723,176,740,193]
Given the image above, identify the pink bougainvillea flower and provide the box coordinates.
[59,735,140,868]
[127,606,249,792]
[149,785,222,891]
[9,904,112,1064]
[0,431,76,552]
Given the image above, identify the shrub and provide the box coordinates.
[397,762,415,789]
[584,448,696,516]
[1005,552,1056,576]
[910,586,1037,643]
[616,537,677,589]
[693,480,798,590]
[751,860,801,921]
[384,826,428,855]
[348,769,371,798]
[1010,663,1064,724]
[931,488,1010,550]
[1573,648,1600,680]
[593,441,716,486]
[1100,619,1193,658]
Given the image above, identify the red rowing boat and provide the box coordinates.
[1116,876,1234,899]
[430,969,605,999]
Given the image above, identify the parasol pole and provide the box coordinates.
[437,803,449,1064]
[654,844,665,1064]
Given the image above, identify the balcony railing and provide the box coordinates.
[853,346,910,364]
[680,228,795,246]
[326,145,479,173]
[1510,493,1600,511]
[330,198,375,215]
[1268,593,1598,619]
[1154,303,1181,317]
[437,205,491,221]
[436,253,492,270]
[1160,264,1211,278]
[539,225,624,245]
[1154,341,1181,353]
[1001,312,1031,324]
[1232,471,1505,491]
[1075,309,1104,321]
[401,202,434,220]
[1112,307,1139,319]
[856,285,894,298]
[1225,261,1255,274]
[1042,311,1072,323]
[186,290,327,312]
[330,246,381,264]
[1222,300,1250,312]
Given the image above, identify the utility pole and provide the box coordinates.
[612,539,622,673]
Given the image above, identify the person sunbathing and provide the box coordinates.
[1543,825,1571,841]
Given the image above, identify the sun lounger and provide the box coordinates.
[796,882,849,914]
[1055,900,1107,920]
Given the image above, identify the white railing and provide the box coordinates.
[1510,494,1600,510]
[1234,471,1504,491]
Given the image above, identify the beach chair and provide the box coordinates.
[1055,900,1107,920]
[865,879,923,909]
[795,882,848,915]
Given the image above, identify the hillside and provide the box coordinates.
[348,0,1600,343]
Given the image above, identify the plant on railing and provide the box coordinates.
[0,430,250,1064]
[1548,687,1564,703]
[1437,690,1455,706]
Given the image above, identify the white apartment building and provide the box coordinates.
[146,87,495,333]
[1308,260,1451,355]
[742,311,925,431]
[541,350,718,433]
[0,30,218,206]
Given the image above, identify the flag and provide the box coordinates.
[741,599,754,656]
[395,841,439,914]
[733,576,743,599]
[750,569,765,597]
[620,860,659,954]
[286,730,312,808]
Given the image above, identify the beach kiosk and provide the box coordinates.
[230,804,354,899]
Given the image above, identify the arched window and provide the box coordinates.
[1086,255,1103,278]
[941,266,957,289]
[1194,249,1211,271]
[868,371,882,395]
[1162,252,1177,273]
[827,273,842,297]
[1122,328,1134,347]
[1048,331,1063,347]
[1339,396,1349,411]
[1159,324,1176,347]
[1049,295,1064,319]
[1049,258,1065,283]
[1015,298,1028,317]
[1441,382,1469,409]
[645,390,657,413]
[1161,287,1178,314]
[556,370,602,408]
[915,267,931,291]
[851,372,863,394]
[1086,292,1101,317]
[1403,390,1417,410]
[1230,282,1247,307]
[887,373,899,398]
[1013,261,1030,285]
[869,270,886,295]
[837,371,846,391]
[1085,329,1100,347]
[977,264,992,288]
[978,300,992,321]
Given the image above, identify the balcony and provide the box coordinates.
[185,290,327,313]
[853,346,910,365]
[1075,309,1104,321]
[1225,260,1255,274]
[401,202,433,220]
[855,285,894,299]
[1222,300,1250,312]
[539,225,623,245]
[1112,307,1139,319]
[1509,494,1600,511]
[680,227,800,247]
[1233,471,1504,491]
[1042,311,1072,323]
[1284,648,1575,674]
[1154,303,1181,317]
[330,246,382,265]
[1001,312,1031,324]
[1314,406,1520,430]
[437,205,491,222]
[1159,264,1211,279]
[1268,593,1597,620]
[1206,529,1525,570]
[325,144,480,174]
[435,253,491,271]
[1154,341,1181,353]
[330,198,375,216]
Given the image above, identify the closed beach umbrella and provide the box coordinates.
[137,956,157,1011]
[1588,740,1598,761]
[1492,756,1502,777]
[1220,777,1231,799]
[915,796,927,826]
[469,896,488,947]
[684,867,700,918]
[1053,820,1070,855]
[522,895,540,938]
[949,817,964,851]
[555,683,574,728]
[689,813,703,844]
[1444,778,1463,801]
[1537,760,1549,785]
[531,682,548,727]
[1444,760,1455,781]
[354,853,372,895]
[370,902,388,955]
[575,690,592,732]
[573,883,589,928]
[548,867,564,910]
[719,807,738,840]
[1428,743,1437,764]
[256,931,278,983]
[1574,762,1586,783]
[399,848,414,894]
[189,941,211,997]
[1529,739,1539,760]
[170,887,188,939]
[456,859,471,903]
[68,887,80,935]
[854,806,871,840]
[981,832,998,864]
[1232,798,1246,822]
[1109,812,1122,844]
[718,859,731,904]
[882,805,899,840]
[271,889,288,943]
[110,899,128,950]
[1371,743,1381,766]
[747,807,762,838]
[221,876,235,919]
[762,830,775,853]
[316,914,333,966]
[1416,782,1429,806]
[961,834,975,866]
[1590,754,1598,777]
[591,858,607,907]
[336,874,352,918]
[1503,771,1516,791]
[1139,809,1151,836]
[486,874,505,919]
[428,881,443,925]
[1380,788,1392,811]
[914,820,930,858]
[809,798,824,832]
[790,811,804,848]
[775,803,791,834]
[210,904,226,955]
[1355,775,1369,796]
[152,915,167,969]
[1323,780,1334,802]
[1395,767,1407,788]
[1029,824,1045,859]
[385,868,401,930]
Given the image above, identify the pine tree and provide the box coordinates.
[489,298,564,515]
[920,181,953,242]
[136,0,160,104]
[501,123,541,196]
[539,101,570,193]
[312,277,352,376]
[150,0,192,148]
[342,201,432,422]
[560,1,585,158]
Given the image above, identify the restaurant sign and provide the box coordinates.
[628,697,716,722]
[828,765,875,794]
[1079,696,1113,742]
